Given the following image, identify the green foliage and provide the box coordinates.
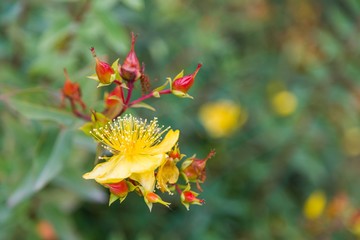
[1,0,360,239]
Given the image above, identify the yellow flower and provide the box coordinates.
[342,127,360,157]
[199,99,247,138]
[83,114,179,192]
[303,190,327,220]
[271,90,298,116]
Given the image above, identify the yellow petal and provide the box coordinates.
[128,154,166,173]
[82,155,131,184]
[130,171,156,192]
[157,160,179,192]
[145,129,179,155]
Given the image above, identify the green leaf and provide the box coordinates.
[121,0,144,11]
[54,173,106,203]
[8,99,78,127]
[7,129,73,208]
[130,102,156,111]
[35,129,73,190]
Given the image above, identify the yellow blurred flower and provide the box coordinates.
[303,190,327,220]
[271,90,298,116]
[198,99,247,138]
[342,127,360,157]
[83,114,179,192]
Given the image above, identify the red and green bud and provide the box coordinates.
[144,192,171,211]
[104,85,124,108]
[91,47,115,84]
[181,149,215,191]
[180,187,205,210]
[106,180,130,205]
[61,69,86,110]
[106,180,129,197]
[62,69,81,99]
[119,32,141,82]
[172,63,202,97]
[168,144,183,161]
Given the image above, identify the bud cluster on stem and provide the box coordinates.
[59,32,214,211]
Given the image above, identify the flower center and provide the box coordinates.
[90,114,169,156]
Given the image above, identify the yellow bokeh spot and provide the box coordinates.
[198,99,247,138]
[303,190,327,220]
[342,127,360,157]
[271,90,298,116]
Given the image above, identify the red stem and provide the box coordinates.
[175,184,183,195]
[115,89,172,118]
[69,99,91,121]
[114,80,125,103]
[128,89,171,107]
[124,81,134,105]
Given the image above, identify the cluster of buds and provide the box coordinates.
[60,32,214,211]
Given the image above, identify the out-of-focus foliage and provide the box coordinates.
[1,0,360,239]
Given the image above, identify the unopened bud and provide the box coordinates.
[62,69,86,110]
[181,189,204,210]
[168,144,182,160]
[182,149,215,190]
[106,180,129,198]
[119,32,141,82]
[62,69,81,98]
[91,47,115,84]
[144,192,171,211]
[172,63,202,96]
[105,85,124,108]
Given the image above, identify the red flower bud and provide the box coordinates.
[105,85,124,108]
[180,188,205,210]
[61,69,86,110]
[168,144,182,160]
[91,47,114,84]
[182,149,215,191]
[169,151,180,160]
[62,69,80,98]
[172,63,202,94]
[182,191,205,204]
[119,32,141,82]
[146,192,160,203]
[106,180,129,198]
[144,192,171,211]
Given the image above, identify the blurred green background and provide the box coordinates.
[2,0,360,239]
